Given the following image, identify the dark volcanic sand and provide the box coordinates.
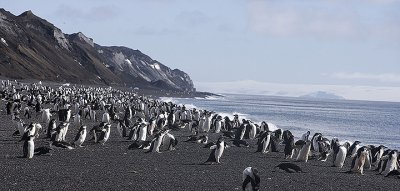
[0,101,398,191]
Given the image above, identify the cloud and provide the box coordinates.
[247,0,359,37]
[54,4,119,22]
[246,0,400,40]
[329,72,400,83]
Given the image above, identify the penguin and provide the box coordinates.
[381,150,399,176]
[21,129,35,159]
[222,130,235,139]
[349,147,370,175]
[348,141,361,158]
[283,134,295,159]
[116,119,128,137]
[146,129,169,153]
[47,119,56,138]
[137,122,148,142]
[127,124,140,141]
[60,122,70,142]
[255,131,271,154]
[34,146,52,156]
[90,109,96,122]
[97,124,111,145]
[204,136,228,164]
[214,116,223,133]
[384,170,400,177]
[184,135,208,144]
[41,108,51,124]
[275,163,304,173]
[332,139,349,168]
[23,106,31,119]
[296,141,311,162]
[242,167,260,191]
[74,113,81,127]
[376,149,392,173]
[161,131,178,151]
[301,131,310,141]
[292,140,306,158]
[147,118,156,136]
[128,140,152,150]
[311,133,322,152]
[317,136,331,161]
[73,125,87,147]
[370,145,386,166]
[15,119,27,138]
[102,112,110,123]
[232,139,250,147]
[51,141,75,149]
[248,121,257,140]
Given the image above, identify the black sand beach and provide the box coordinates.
[0,98,399,191]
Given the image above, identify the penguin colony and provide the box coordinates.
[1,80,399,190]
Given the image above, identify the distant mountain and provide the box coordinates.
[0,9,194,91]
[300,91,345,100]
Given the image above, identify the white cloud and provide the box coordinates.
[329,72,400,83]
[196,80,400,102]
[246,0,400,40]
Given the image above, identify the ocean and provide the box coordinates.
[161,94,400,150]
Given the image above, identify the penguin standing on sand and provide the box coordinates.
[116,119,128,137]
[348,141,361,158]
[204,136,228,164]
[97,124,111,145]
[21,129,35,159]
[255,131,271,154]
[73,125,87,147]
[146,129,169,153]
[242,167,260,191]
[331,138,349,168]
[296,141,311,162]
[350,147,370,175]
[47,119,56,138]
[380,150,399,176]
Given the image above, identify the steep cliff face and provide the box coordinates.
[96,46,194,91]
[0,9,194,91]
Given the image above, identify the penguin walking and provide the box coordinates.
[296,141,312,162]
[73,126,87,147]
[204,136,228,164]
[242,167,260,191]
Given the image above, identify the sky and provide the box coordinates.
[3,0,400,101]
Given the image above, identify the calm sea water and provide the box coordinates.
[162,94,400,150]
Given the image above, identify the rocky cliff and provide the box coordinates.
[0,9,194,91]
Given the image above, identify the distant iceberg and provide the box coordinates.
[300,91,345,100]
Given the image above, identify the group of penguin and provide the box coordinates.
[1,80,399,191]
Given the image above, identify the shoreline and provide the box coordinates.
[0,80,398,190]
